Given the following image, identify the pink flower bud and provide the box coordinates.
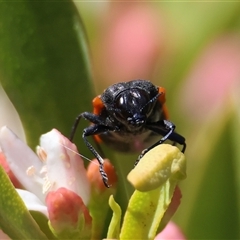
[46,187,91,235]
[87,159,117,191]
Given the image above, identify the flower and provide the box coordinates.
[0,126,90,207]
[46,187,92,238]
[0,126,91,237]
[0,127,186,240]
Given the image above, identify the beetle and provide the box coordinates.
[70,80,186,187]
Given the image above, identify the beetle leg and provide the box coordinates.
[145,120,186,152]
[70,112,112,187]
[83,124,113,188]
[134,120,186,166]
[167,131,186,152]
[69,113,82,141]
[70,112,105,141]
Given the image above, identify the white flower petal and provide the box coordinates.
[40,129,90,204]
[16,189,48,217]
[0,126,45,202]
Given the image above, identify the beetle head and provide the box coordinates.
[112,88,159,129]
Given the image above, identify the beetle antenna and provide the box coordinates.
[140,92,161,112]
[59,142,98,165]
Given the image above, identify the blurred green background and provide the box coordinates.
[76,2,240,238]
[1,1,240,239]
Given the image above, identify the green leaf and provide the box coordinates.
[120,180,176,240]
[48,213,90,240]
[185,117,239,238]
[178,108,240,239]
[30,211,57,240]
[88,187,116,239]
[0,166,48,239]
[107,195,122,239]
[0,0,94,152]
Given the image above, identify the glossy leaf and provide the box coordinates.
[0,166,48,239]
[0,1,93,151]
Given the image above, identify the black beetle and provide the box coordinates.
[70,80,186,187]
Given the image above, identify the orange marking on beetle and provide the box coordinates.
[93,134,103,144]
[162,104,169,120]
[92,95,105,115]
[158,87,166,105]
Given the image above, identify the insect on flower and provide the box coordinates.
[70,80,186,187]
